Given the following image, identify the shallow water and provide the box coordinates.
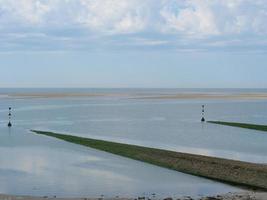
[1,88,267,198]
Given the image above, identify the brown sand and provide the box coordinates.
[135,93,267,100]
[5,92,267,100]
[8,93,117,98]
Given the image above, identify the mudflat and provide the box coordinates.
[4,92,267,100]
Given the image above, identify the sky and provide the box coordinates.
[0,0,267,88]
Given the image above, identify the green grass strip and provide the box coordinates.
[32,130,267,190]
[208,121,267,132]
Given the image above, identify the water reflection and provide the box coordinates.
[1,92,267,197]
[0,126,241,198]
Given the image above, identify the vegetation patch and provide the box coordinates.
[32,130,267,190]
[208,121,267,132]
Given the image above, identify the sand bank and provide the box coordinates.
[7,93,118,98]
[135,93,267,100]
[32,130,267,190]
[3,92,267,100]
[208,121,267,132]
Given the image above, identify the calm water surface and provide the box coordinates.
[0,89,267,198]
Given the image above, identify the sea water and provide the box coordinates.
[0,88,267,198]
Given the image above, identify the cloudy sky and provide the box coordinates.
[0,0,267,88]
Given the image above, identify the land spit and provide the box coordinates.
[32,130,267,190]
[208,121,267,132]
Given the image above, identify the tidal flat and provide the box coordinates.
[1,88,267,198]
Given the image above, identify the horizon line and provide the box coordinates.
[0,87,267,90]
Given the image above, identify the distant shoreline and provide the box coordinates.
[2,92,267,100]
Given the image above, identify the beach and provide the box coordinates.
[3,92,267,100]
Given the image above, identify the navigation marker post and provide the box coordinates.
[201,105,205,122]
[8,107,12,127]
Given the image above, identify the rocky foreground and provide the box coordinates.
[1,192,267,200]
[196,192,267,200]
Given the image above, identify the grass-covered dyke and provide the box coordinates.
[32,130,267,190]
[208,121,267,132]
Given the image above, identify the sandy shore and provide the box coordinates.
[135,93,267,100]
[0,194,128,200]
[3,92,267,100]
[1,192,267,200]
[198,191,267,200]
[7,93,117,98]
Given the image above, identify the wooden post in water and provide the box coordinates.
[8,107,12,127]
[201,105,205,122]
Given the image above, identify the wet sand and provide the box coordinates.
[7,93,117,98]
[4,92,267,100]
[135,93,267,100]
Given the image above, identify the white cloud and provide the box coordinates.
[0,0,267,35]
[211,0,267,35]
[0,0,52,25]
[0,0,267,51]
[76,0,149,34]
[160,0,267,37]
[160,0,219,36]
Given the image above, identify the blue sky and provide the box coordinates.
[0,0,267,88]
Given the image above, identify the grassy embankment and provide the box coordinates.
[32,130,267,190]
[208,121,267,132]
